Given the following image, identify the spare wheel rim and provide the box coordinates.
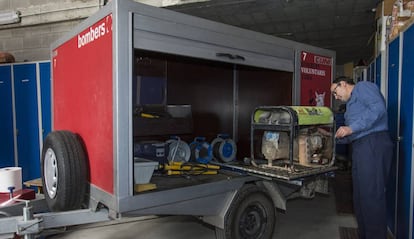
[44,148,58,199]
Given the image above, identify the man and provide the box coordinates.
[331,77,393,239]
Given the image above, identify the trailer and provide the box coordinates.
[0,1,337,238]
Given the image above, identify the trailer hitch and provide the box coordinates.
[14,199,42,239]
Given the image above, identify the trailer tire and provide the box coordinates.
[41,130,88,212]
[218,184,275,239]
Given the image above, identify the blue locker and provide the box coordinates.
[370,61,375,82]
[375,54,381,87]
[334,113,348,156]
[387,36,400,235]
[39,62,51,140]
[0,65,15,168]
[367,64,371,82]
[13,64,41,182]
[398,24,414,239]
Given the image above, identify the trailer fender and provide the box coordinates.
[256,180,287,211]
[214,183,276,239]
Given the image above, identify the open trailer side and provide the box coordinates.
[0,1,336,238]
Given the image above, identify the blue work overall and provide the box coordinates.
[351,131,393,239]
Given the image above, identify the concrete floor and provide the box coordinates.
[47,190,357,239]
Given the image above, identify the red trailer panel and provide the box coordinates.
[52,14,114,194]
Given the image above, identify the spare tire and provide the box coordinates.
[41,131,88,211]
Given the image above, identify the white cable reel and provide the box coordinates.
[211,134,237,163]
[166,136,191,163]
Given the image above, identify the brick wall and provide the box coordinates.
[0,0,206,62]
[0,0,103,62]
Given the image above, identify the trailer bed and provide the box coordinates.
[145,159,336,194]
[215,160,337,181]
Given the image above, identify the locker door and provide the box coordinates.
[375,54,381,87]
[411,101,414,239]
[367,64,371,82]
[13,64,41,182]
[0,65,15,168]
[370,62,375,82]
[398,25,414,239]
[412,104,414,239]
[387,36,400,234]
[39,62,51,140]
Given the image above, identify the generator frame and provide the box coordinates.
[247,106,337,180]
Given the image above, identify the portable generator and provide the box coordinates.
[251,106,335,171]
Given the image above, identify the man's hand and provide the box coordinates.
[335,126,353,138]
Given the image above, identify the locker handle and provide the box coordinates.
[216,53,245,61]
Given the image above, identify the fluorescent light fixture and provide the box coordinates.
[0,10,21,25]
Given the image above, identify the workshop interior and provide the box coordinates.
[0,0,413,238]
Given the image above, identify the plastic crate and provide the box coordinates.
[133,158,158,184]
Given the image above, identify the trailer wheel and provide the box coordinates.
[41,131,88,212]
[216,184,275,239]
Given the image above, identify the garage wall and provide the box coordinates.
[0,0,205,62]
[0,21,84,62]
[0,0,104,62]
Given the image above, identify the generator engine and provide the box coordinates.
[253,106,334,169]
[261,127,332,167]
